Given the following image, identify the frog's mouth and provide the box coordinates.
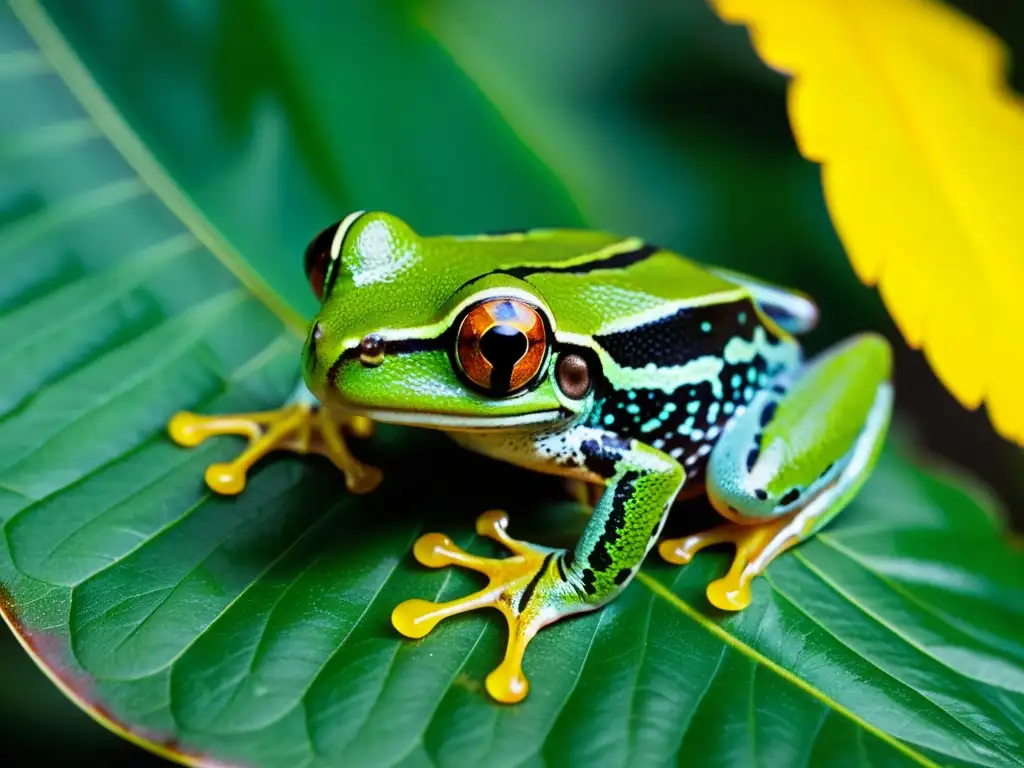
[348,406,568,432]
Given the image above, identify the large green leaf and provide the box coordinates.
[2,2,1023,767]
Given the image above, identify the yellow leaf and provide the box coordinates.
[710,0,1024,446]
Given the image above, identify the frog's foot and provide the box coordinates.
[168,402,381,496]
[392,511,575,704]
[658,515,795,612]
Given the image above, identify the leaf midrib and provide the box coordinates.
[773,559,1022,766]
[10,0,307,338]
[635,573,937,767]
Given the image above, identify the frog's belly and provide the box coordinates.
[448,426,609,484]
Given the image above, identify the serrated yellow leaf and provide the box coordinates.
[710,0,1024,446]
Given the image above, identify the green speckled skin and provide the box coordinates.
[302,211,893,681]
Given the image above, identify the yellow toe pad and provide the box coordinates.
[392,511,564,704]
[168,403,381,495]
[658,515,795,611]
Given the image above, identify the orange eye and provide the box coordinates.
[456,299,548,395]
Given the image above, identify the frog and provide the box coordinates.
[168,211,893,704]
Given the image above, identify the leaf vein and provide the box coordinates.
[634,572,937,768]
[764,569,1022,766]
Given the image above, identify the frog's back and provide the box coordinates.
[429,227,817,342]
[451,229,808,483]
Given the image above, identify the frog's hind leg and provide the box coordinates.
[659,333,893,611]
[168,381,381,496]
[394,432,685,704]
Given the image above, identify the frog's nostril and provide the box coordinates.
[312,322,325,342]
[359,333,385,367]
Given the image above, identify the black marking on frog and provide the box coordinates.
[780,488,801,506]
[452,244,660,297]
[581,568,597,595]
[581,435,630,478]
[517,553,553,612]
[555,553,568,582]
[594,298,762,369]
[589,471,639,573]
[746,448,760,472]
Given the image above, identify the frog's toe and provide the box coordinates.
[168,403,380,496]
[203,461,249,496]
[659,515,795,612]
[392,511,572,704]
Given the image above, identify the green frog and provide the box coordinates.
[169,211,893,704]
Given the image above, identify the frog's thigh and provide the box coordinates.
[660,333,893,610]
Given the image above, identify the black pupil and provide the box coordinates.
[479,324,528,393]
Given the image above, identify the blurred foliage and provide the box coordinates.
[1,0,1022,765]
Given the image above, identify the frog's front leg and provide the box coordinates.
[392,432,685,703]
[168,381,382,495]
[659,333,894,610]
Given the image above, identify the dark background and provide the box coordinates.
[2,0,1021,764]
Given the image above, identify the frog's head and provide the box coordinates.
[301,212,593,431]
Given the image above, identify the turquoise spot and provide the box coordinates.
[738,311,747,324]
[664,402,677,414]
[700,321,712,333]
[707,402,720,422]
[747,368,758,383]
[626,403,640,415]
[641,418,663,434]
[628,391,637,401]
[744,386,755,401]
[603,414,615,426]
[724,402,735,415]
[731,374,742,389]
[686,401,700,414]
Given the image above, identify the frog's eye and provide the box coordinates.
[304,221,341,301]
[456,299,547,396]
[304,212,366,301]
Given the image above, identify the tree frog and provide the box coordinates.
[169,212,893,704]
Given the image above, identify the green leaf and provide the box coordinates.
[2,2,1023,768]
